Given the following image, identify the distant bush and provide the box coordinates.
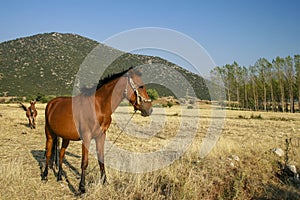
[269,117,292,121]
[189,99,195,104]
[167,101,173,108]
[250,114,263,119]
[39,95,56,103]
[8,97,24,103]
[147,89,159,101]
[238,115,246,119]
[187,105,194,109]
[162,102,174,108]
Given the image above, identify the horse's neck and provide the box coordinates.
[94,77,126,113]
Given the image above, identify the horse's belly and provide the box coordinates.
[46,98,81,141]
[49,116,80,140]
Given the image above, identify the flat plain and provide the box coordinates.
[0,103,300,199]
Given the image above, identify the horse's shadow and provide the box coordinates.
[31,150,81,195]
[20,122,30,128]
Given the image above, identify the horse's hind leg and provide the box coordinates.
[57,139,69,181]
[26,111,33,129]
[32,116,36,129]
[42,126,54,181]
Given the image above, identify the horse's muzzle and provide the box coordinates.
[141,107,153,117]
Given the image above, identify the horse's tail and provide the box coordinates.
[51,136,60,169]
[19,103,27,111]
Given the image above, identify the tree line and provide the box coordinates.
[211,55,300,112]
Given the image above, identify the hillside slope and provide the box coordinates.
[0,33,210,99]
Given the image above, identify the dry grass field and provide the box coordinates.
[0,103,300,199]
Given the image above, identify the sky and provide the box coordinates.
[1,0,300,75]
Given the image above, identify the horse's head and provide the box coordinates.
[124,68,153,117]
[29,100,36,111]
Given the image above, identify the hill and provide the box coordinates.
[0,32,210,100]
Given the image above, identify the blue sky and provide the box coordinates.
[1,0,300,74]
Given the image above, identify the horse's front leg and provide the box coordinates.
[42,126,53,181]
[95,132,107,184]
[28,117,33,129]
[79,139,91,193]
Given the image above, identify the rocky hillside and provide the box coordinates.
[0,32,210,99]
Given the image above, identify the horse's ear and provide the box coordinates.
[128,67,142,77]
[127,67,134,77]
[135,68,142,76]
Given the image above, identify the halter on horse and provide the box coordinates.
[20,100,37,129]
[42,67,152,193]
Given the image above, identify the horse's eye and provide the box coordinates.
[139,85,144,89]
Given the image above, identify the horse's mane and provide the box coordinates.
[80,67,140,96]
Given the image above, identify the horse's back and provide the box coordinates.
[46,97,80,140]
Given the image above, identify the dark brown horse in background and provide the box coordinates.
[20,100,37,129]
[42,67,152,193]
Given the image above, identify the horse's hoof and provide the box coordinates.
[41,177,48,182]
[79,187,86,194]
[75,190,86,197]
[57,173,63,182]
[41,172,48,182]
[100,173,107,185]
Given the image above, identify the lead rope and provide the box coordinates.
[108,76,136,152]
[106,110,136,153]
[85,110,136,176]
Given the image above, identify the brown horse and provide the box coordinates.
[20,100,37,129]
[42,67,152,193]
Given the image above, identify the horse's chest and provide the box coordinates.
[30,109,35,115]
